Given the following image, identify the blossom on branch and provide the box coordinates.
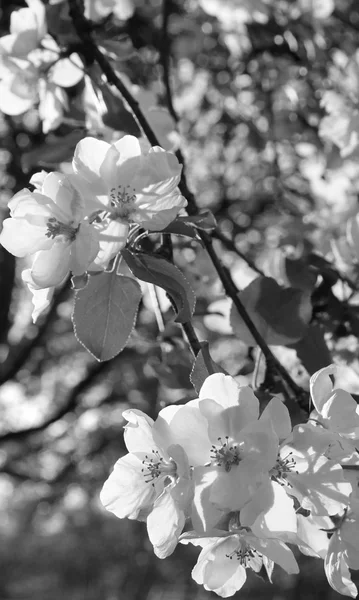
[0,0,83,131]
[0,171,100,290]
[71,135,187,252]
[100,408,193,558]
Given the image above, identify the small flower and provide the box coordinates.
[100,408,193,558]
[181,520,298,598]
[0,172,100,289]
[270,424,352,517]
[155,374,281,528]
[71,135,187,252]
[309,365,359,449]
[0,3,83,131]
[324,498,359,597]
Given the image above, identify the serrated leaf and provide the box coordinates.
[72,271,141,361]
[230,276,312,346]
[122,250,195,323]
[190,341,227,395]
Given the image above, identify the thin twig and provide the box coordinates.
[160,0,178,123]
[68,0,305,401]
[212,230,264,277]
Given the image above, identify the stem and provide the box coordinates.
[212,229,264,277]
[160,0,178,123]
[68,0,304,400]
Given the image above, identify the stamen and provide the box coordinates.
[210,436,241,472]
[109,185,137,219]
[270,451,298,486]
[226,542,260,567]
[46,217,78,241]
[141,450,177,488]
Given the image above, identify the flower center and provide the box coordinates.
[211,436,241,472]
[141,450,177,487]
[109,185,136,219]
[270,452,298,486]
[46,217,78,241]
[226,541,260,567]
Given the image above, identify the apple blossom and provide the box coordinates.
[309,365,359,447]
[100,408,193,558]
[270,425,352,517]
[324,497,359,597]
[153,374,281,528]
[0,2,83,131]
[71,135,187,252]
[181,518,298,598]
[0,172,100,289]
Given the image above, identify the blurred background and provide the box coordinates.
[1,0,359,598]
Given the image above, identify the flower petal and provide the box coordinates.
[260,396,291,441]
[251,480,297,536]
[31,242,71,287]
[310,365,335,413]
[100,452,157,519]
[250,537,299,575]
[50,54,83,88]
[147,490,185,558]
[325,535,358,598]
[70,222,100,276]
[72,137,110,202]
[0,217,52,257]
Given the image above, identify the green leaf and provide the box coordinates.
[72,271,141,361]
[290,325,332,376]
[265,248,316,292]
[230,276,312,346]
[122,250,196,323]
[190,342,227,395]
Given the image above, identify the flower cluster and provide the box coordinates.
[101,367,359,598]
[0,0,85,132]
[0,135,186,320]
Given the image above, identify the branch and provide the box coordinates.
[160,0,178,123]
[212,230,265,277]
[68,0,305,401]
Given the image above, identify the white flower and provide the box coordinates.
[154,374,281,529]
[100,408,193,558]
[324,498,359,597]
[71,135,187,253]
[181,521,298,598]
[0,172,100,289]
[0,0,46,58]
[270,424,352,517]
[0,3,83,131]
[310,365,359,443]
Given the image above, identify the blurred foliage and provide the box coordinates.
[2,0,359,597]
